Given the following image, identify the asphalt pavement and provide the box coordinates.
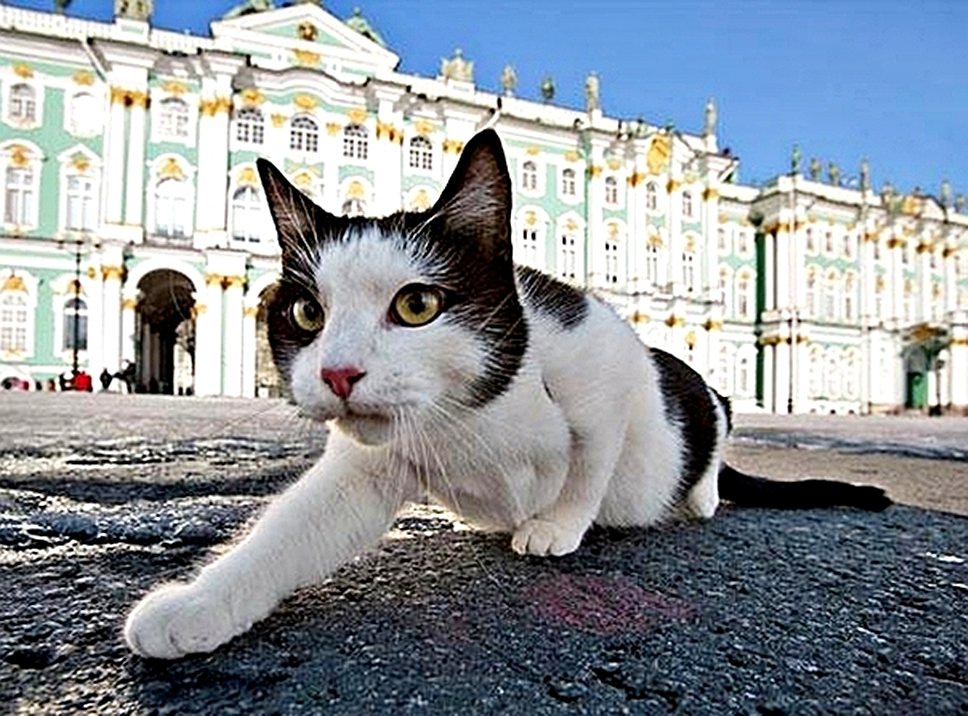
[1,393,966,714]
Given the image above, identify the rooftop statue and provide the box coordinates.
[790,144,802,174]
[585,72,600,113]
[541,76,555,103]
[115,0,151,21]
[808,157,822,181]
[827,162,841,186]
[345,7,387,48]
[860,158,870,192]
[501,64,517,97]
[703,97,717,136]
[440,48,474,83]
[222,0,274,20]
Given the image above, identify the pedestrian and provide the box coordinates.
[99,368,113,392]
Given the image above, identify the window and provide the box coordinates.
[645,182,658,211]
[737,272,752,319]
[62,297,87,351]
[605,240,621,284]
[717,228,728,253]
[154,178,190,238]
[646,239,662,284]
[736,352,753,396]
[4,167,34,226]
[521,161,538,192]
[558,234,577,280]
[68,93,99,136]
[824,272,839,320]
[806,228,816,253]
[844,353,859,399]
[682,191,694,218]
[342,198,366,217]
[518,227,540,267]
[843,233,855,259]
[561,168,576,197]
[0,290,28,353]
[737,230,752,255]
[342,124,368,160]
[716,346,732,395]
[808,347,823,397]
[682,250,697,292]
[873,239,882,262]
[408,136,433,170]
[844,274,857,321]
[824,231,834,254]
[292,116,320,153]
[604,176,619,206]
[825,352,842,399]
[231,186,263,243]
[65,174,97,231]
[805,269,818,317]
[8,84,36,123]
[158,98,190,140]
[719,267,732,314]
[235,108,264,145]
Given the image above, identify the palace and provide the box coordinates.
[0,1,966,413]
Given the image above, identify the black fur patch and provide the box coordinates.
[649,347,719,501]
[515,265,589,330]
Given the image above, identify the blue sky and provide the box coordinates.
[13,0,968,199]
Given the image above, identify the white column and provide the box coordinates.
[918,241,932,322]
[950,311,968,413]
[375,97,403,215]
[194,274,224,396]
[888,235,903,321]
[774,333,791,414]
[762,342,775,412]
[764,232,776,312]
[195,94,231,243]
[222,276,245,396]
[241,303,258,398]
[775,224,791,310]
[100,265,123,374]
[703,185,720,296]
[120,289,138,366]
[124,95,147,228]
[667,178,683,293]
[104,91,127,225]
[585,143,606,287]
[85,265,103,376]
[944,242,958,315]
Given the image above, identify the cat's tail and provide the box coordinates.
[718,464,893,512]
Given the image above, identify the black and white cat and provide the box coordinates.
[125,130,889,659]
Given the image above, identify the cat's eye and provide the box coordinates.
[390,284,444,327]
[291,298,325,332]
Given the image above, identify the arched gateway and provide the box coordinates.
[135,269,196,394]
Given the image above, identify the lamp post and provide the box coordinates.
[787,157,798,415]
[57,234,90,381]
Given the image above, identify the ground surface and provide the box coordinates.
[0,393,965,715]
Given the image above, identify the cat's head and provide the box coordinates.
[257,129,527,445]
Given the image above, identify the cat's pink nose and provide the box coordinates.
[320,366,366,400]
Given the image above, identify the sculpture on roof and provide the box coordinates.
[703,97,717,136]
[808,157,822,181]
[540,76,555,103]
[790,144,802,174]
[585,72,600,113]
[222,0,274,19]
[940,179,952,208]
[440,48,474,83]
[345,7,387,48]
[501,64,517,97]
[860,158,870,192]
[115,0,151,21]
[827,162,841,186]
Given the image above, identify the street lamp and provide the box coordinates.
[57,234,91,381]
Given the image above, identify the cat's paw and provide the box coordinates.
[511,517,585,557]
[125,583,238,659]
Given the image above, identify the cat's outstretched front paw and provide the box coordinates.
[511,517,586,557]
[125,583,238,659]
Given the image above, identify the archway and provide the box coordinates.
[136,269,195,395]
[903,345,928,410]
[254,286,283,398]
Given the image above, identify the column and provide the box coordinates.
[703,184,720,296]
[585,141,606,288]
[221,276,245,396]
[194,274,224,396]
[124,92,148,228]
[100,265,123,375]
[918,240,932,322]
[104,90,128,225]
[774,331,791,414]
[375,94,403,215]
[775,223,791,310]
[762,342,775,412]
[194,91,231,244]
[241,303,258,399]
[120,289,138,366]
[888,235,903,321]
[949,311,968,413]
[84,264,103,376]
[763,232,776,312]
[943,241,958,315]
[666,177,682,294]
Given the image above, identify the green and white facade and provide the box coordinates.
[1,2,966,413]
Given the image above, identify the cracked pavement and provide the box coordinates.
[1,393,966,714]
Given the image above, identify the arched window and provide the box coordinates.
[717,228,728,253]
[342,198,366,217]
[518,226,540,268]
[62,296,88,351]
[408,136,433,170]
[561,168,576,197]
[719,266,733,314]
[736,271,753,319]
[825,351,842,399]
[8,84,36,122]
[291,116,319,153]
[805,228,816,253]
[824,271,839,320]
[604,176,619,205]
[521,161,538,191]
[646,237,662,284]
[558,233,578,281]
[736,351,753,396]
[682,248,697,292]
[682,191,694,218]
[154,178,190,238]
[844,273,857,321]
[231,186,263,243]
[5,166,35,226]
[158,98,190,140]
[645,182,658,211]
[0,290,29,352]
[844,351,859,399]
[605,239,621,284]
[808,346,824,397]
[342,124,368,160]
[824,231,835,255]
[805,268,818,317]
[235,107,264,145]
[65,173,97,231]
[68,93,99,135]
[716,346,733,395]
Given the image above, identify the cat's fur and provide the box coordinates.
[125,130,890,659]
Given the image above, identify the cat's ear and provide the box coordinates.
[429,129,512,256]
[257,158,335,266]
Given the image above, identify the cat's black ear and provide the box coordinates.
[257,158,335,266]
[429,129,512,256]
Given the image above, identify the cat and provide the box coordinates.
[124,129,890,659]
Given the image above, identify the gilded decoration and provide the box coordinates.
[200,97,232,116]
[161,80,187,95]
[204,273,223,287]
[86,267,97,279]
[887,237,905,250]
[665,315,684,328]
[13,63,33,79]
[293,94,318,111]
[9,145,29,168]
[414,119,435,136]
[564,150,580,163]
[326,122,342,136]
[101,266,124,281]
[237,167,258,187]
[587,165,603,178]
[442,139,464,155]
[916,242,933,254]
[606,158,621,171]
[666,178,680,193]
[191,304,206,318]
[646,135,670,175]
[159,157,185,180]
[271,113,287,128]
[684,331,697,348]
[128,91,149,109]
[607,223,620,240]
[863,231,879,243]
[243,305,259,318]
[702,187,719,201]
[648,235,664,248]
[932,284,943,299]
[632,311,650,324]
[942,246,957,259]
[901,195,922,216]
[298,21,318,42]
[223,276,246,290]
[241,88,265,106]
[410,188,430,211]
[121,297,138,311]
[564,218,579,233]
[72,70,95,86]
[524,211,537,227]
[684,236,696,252]
[628,172,645,187]
[376,122,401,143]
[704,319,723,331]
[875,276,886,290]
[1,274,27,293]
[347,181,365,200]
[70,153,90,173]
[293,172,313,189]
[293,49,321,67]
[347,108,368,124]
[525,146,540,156]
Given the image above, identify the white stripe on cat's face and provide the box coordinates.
[289,228,485,444]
